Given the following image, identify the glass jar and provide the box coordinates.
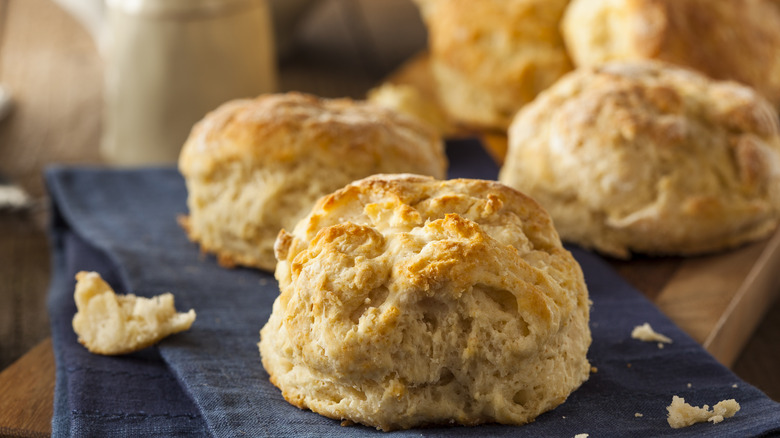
[102,0,277,166]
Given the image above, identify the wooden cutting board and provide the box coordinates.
[383,53,780,368]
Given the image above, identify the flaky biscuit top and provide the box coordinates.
[413,0,572,128]
[500,61,780,257]
[261,174,591,430]
[562,0,780,108]
[273,174,587,382]
[179,92,446,179]
[177,92,447,271]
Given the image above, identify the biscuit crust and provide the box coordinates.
[415,0,572,130]
[562,0,780,108]
[260,174,591,430]
[499,61,780,257]
[179,93,447,271]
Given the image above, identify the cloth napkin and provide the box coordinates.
[46,138,780,437]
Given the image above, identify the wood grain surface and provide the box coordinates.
[1,0,779,436]
[0,339,54,438]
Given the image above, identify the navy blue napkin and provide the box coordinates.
[47,139,780,437]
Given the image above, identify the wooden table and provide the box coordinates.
[2,0,780,436]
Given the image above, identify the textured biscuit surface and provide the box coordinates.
[499,61,780,257]
[179,92,447,271]
[72,271,196,355]
[666,396,740,428]
[414,0,572,130]
[259,174,591,430]
[367,83,452,136]
[562,0,780,108]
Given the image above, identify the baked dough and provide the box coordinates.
[367,83,452,136]
[562,0,780,108]
[667,396,740,428]
[72,271,196,355]
[179,92,447,271]
[499,61,780,257]
[414,0,572,130]
[259,174,591,430]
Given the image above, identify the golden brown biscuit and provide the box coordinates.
[259,174,591,430]
[178,92,447,271]
[499,61,780,257]
[414,0,572,130]
[367,83,453,136]
[562,0,780,108]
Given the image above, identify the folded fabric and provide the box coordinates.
[46,138,780,437]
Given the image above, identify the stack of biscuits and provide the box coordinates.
[409,0,780,258]
[179,92,592,429]
[413,0,780,131]
[174,0,780,431]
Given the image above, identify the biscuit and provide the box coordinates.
[367,83,452,136]
[414,0,572,130]
[499,61,780,257]
[259,174,591,430]
[72,271,196,355]
[562,0,780,108]
[178,92,447,271]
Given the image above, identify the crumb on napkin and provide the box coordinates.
[667,395,740,428]
[72,271,196,355]
[632,322,672,344]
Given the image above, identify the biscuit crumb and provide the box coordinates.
[635,413,643,417]
[72,271,196,355]
[591,366,598,373]
[632,323,672,344]
[658,342,665,349]
[574,434,589,438]
[708,415,725,424]
[732,384,738,388]
[687,383,692,388]
[666,395,740,428]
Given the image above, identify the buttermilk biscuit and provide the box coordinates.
[562,0,780,108]
[72,271,196,355]
[178,93,447,271]
[259,174,591,430]
[414,0,572,130]
[499,61,780,258]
